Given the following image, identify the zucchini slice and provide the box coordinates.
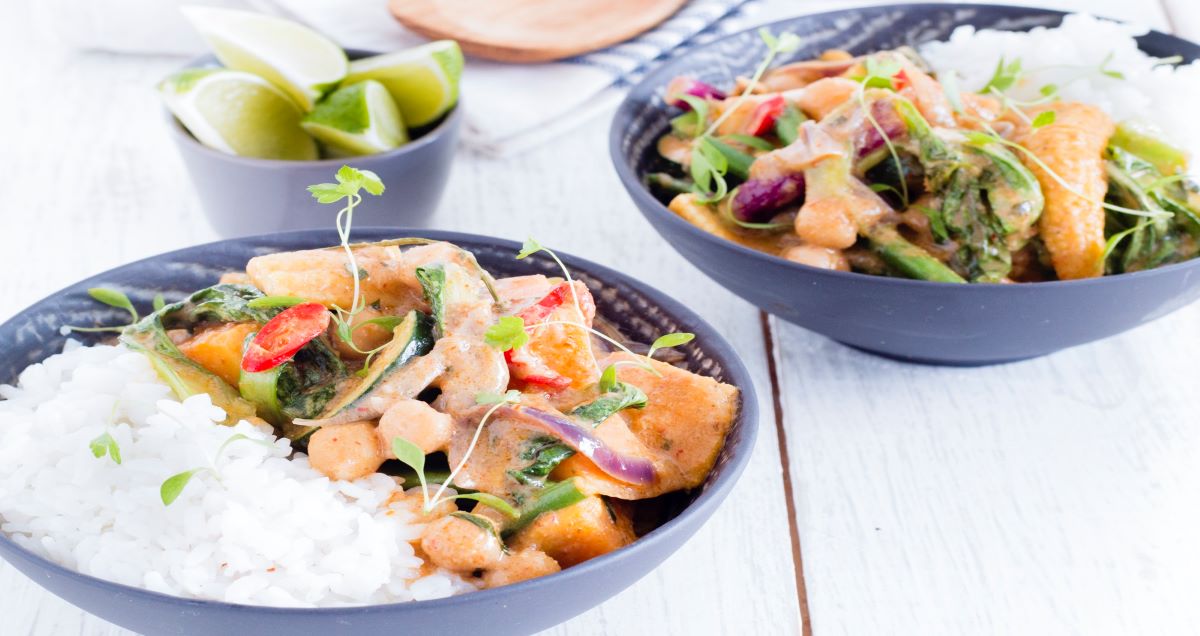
[285,310,436,441]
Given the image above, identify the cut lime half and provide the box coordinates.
[343,40,463,127]
[160,67,318,160]
[181,6,347,111]
[302,80,408,156]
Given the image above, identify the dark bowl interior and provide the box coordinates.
[167,50,461,237]
[611,3,1200,365]
[0,229,757,636]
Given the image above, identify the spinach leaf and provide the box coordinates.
[508,435,575,487]
[571,382,648,426]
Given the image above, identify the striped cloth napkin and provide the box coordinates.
[273,0,760,155]
[35,0,758,156]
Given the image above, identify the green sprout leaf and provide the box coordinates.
[451,492,520,519]
[979,56,1022,94]
[648,332,695,358]
[307,183,345,204]
[160,468,203,506]
[862,56,902,90]
[1031,110,1056,130]
[517,238,544,260]
[88,431,122,465]
[392,436,428,497]
[598,364,618,394]
[88,288,138,322]
[1039,83,1058,97]
[484,315,530,352]
[152,293,166,312]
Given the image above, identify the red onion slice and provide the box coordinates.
[502,406,657,486]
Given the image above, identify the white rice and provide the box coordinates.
[0,342,474,607]
[920,13,1200,174]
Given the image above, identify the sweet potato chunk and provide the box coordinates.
[552,354,739,500]
[177,322,258,386]
[603,353,739,488]
[508,496,635,567]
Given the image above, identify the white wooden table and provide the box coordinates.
[2,1,1198,634]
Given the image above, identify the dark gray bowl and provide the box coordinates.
[0,229,756,636]
[611,4,1200,365]
[167,51,461,238]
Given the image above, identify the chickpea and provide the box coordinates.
[782,245,850,271]
[482,549,561,589]
[377,399,453,455]
[420,515,505,572]
[307,421,385,481]
[795,197,859,249]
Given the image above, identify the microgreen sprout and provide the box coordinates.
[152,293,166,312]
[62,288,140,334]
[486,238,697,414]
[684,29,801,203]
[308,166,388,372]
[89,432,122,465]
[391,391,523,518]
[856,54,909,206]
[160,433,274,506]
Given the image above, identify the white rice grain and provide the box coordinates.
[0,343,475,607]
[920,13,1200,174]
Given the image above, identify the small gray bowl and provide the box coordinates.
[166,50,461,237]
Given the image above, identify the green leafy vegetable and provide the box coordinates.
[246,295,307,310]
[508,436,576,487]
[152,294,166,312]
[451,493,519,519]
[415,265,447,334]
[571,382,648,426]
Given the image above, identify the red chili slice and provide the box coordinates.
[516,282,571,323]
[504,348,571,390]
[240,302,331,373]
[746,95,786,137]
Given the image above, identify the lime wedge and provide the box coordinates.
[301,80,408,156]
[343,40,463,127]
[181,6,347,111]
[160,68,318,160]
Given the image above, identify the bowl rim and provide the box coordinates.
[163,48,462,168]
[609,2,1200,291]
[0,227,759,617]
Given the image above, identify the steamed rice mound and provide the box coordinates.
[919,13,1200,175]
[0,342,473,607]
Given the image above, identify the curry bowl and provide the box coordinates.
[0,228,757,635]
[610,4,1200,365]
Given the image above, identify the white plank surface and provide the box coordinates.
[772,1,1200,635]
[0,3,800,636]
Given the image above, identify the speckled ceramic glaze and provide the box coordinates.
[167,51,460,238]
[0,229,757,636]
[611,4,1200,365]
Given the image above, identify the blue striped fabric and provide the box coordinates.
[564,0,760,82]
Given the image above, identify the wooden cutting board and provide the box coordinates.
[388,0,689,63]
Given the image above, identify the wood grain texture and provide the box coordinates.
[388,0,687,62]
[769,2,1200,635]
[0,3,799,635]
